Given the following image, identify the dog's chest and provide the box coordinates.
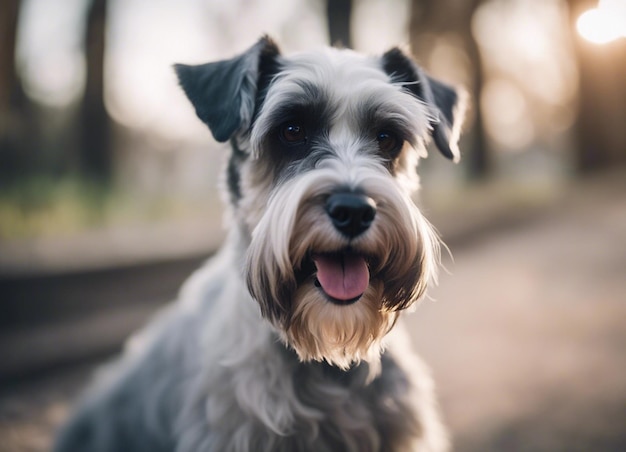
[193,349,420,452]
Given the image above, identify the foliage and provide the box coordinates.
[0,176,219,240]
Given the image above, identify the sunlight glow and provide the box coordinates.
[16,0,87,107]
[471,0,578,152]
[577,0,626,44]
[481,79,534,151]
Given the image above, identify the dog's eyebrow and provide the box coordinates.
[260,81,332,128]
[264,101,328,127]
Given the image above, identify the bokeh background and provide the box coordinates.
[1,0,625,451]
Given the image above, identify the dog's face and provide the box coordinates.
[176,37,465,368]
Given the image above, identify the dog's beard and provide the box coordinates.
[245,161,440,368]
[286,280,397,368]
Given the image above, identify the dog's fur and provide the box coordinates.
[54,37,465,452]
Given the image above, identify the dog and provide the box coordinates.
[54,36,465,452]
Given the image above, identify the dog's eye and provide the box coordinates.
[376,130,401,155]
[280,123,307,145]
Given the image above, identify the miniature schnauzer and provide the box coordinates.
[55,36,465,452]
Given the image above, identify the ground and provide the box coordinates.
[1,171,625,451]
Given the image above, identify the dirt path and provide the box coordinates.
[408,175,626,451]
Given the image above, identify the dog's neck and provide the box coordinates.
[275,339,378,385]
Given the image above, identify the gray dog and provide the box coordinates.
[54,36,465,452]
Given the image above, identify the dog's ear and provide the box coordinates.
[174,36,281,142]
[381,48,466,162]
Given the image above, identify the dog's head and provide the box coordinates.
[176,36,465,368]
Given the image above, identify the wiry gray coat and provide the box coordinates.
[55,36,465,452]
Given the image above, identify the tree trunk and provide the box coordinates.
[566,0,626,173]
[409,0,489,179]
[327,0,352,48]
[80,0,112,183]
[0,0,32,182]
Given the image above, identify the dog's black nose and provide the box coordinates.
[326,193,376,238]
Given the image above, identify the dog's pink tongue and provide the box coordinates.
[313,254,369,301]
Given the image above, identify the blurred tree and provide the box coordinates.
[0,0,35,183]
[327,0,352,48]
[567,0,626,173]
[80,0,112,183]
[409,0,489,179]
